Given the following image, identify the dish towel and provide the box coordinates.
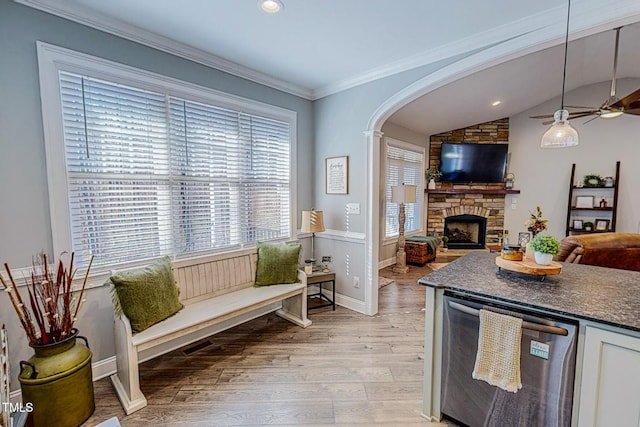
[472,309,523,393]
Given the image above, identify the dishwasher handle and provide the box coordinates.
[448,301,569,336]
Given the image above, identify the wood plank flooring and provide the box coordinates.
[84,263,455,426]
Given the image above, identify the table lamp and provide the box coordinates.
[301,209,325,270]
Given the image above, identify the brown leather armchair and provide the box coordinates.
[555,232,640,272]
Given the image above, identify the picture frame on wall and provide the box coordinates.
[573,219,583,230]
[595,218,610,231]
[325,156,349,195]
[575,195,594,208]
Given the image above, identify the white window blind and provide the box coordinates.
[385,140,424,239]
[58,71,291,269]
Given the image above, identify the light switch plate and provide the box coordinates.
[347,203,360,215]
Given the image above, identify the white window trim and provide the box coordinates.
[37,41,298,273]
[382,137,425,244]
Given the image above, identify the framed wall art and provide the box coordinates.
[575,195,594,209]
[325,156,349,194]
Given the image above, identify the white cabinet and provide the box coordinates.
[578,326,640,427]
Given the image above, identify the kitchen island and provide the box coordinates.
[418,251,640,426]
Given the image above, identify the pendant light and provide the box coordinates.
[541,0,579,148]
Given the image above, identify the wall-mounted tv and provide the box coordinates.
[439,143,508,183]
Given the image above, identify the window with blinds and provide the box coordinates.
[58,71,291,269]
[384,139,425,239]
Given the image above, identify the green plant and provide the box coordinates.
[441,236,449,248]
[583,221,594,230]
[426,168,442,181]
[529,235,560,255]
[583,174,604,187]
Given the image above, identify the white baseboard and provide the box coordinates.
[378,257,396,269]
[334,293,366,314]
[93,356,117,381]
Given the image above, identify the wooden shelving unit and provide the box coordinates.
[565,161,620,236]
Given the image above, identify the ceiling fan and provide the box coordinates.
[531,27,640,125]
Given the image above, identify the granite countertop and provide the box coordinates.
[418,251,640,332]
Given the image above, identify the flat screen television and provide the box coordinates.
[439,143,508,183]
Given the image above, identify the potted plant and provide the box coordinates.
[441,236,449,252]
[0,252,96,426]
[583,221,594,232]
[426,168,442,190]
[529,235,560,265]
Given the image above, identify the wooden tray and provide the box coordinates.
[495,256,562,278]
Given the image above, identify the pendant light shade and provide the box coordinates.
[541,0,579,148]
[541,110,579,148]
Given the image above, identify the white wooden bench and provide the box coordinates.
[110,248,311,414]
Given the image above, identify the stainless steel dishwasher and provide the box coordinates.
[441,293,578,427]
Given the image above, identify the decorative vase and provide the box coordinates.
[534,251,554,266]
[525,242,535,260]
[428,178,436,190]
[19,329,95,427]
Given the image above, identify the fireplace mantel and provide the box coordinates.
[426,189,520,195]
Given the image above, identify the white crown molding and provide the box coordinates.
[314,0,640,99]
[13,0,314,100]
[14,0,640,101]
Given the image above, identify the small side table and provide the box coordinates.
[300,270,336,311]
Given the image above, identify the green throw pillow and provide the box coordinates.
[110,256,184,332]
[255,242,301,286]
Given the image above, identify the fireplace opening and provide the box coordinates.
[444,214,487,250]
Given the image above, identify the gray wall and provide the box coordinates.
[312,56,465,302]
[505,78,640,238]
[0,0,313,389]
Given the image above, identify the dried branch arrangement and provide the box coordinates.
[0,252,94,346]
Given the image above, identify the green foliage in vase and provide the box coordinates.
[425,168,442,181]
[441,236,449,248]
[583,221,594,230]
[529,234,560,255]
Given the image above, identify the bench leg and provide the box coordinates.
[277,288,312,328]
[111,314,148,414]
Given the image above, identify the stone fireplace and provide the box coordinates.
[425,118,510,246]
[444,214,487,249]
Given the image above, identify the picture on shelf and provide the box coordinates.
[518,232,531,246]
[575,195,594,208]
[595,219,610,231]
[573,220,583,230]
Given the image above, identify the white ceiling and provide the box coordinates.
[17,0,640,135]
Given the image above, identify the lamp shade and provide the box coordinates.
[301,210,325,233]
[541,110,579,148]
[391,184,417,204]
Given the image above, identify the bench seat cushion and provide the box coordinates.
[131,282,305,348]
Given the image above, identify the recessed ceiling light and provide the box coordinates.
[491,100,501,107]
[260,0,283,13]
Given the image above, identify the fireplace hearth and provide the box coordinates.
[444,214,487,249]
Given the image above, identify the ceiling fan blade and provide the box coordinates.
[530,113,555,119]
[564,105,597,109]
[566,111,599,120]
[610,88,640,110]
[582,115,600,125]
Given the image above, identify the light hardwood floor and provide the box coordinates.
[85,263,454,426]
